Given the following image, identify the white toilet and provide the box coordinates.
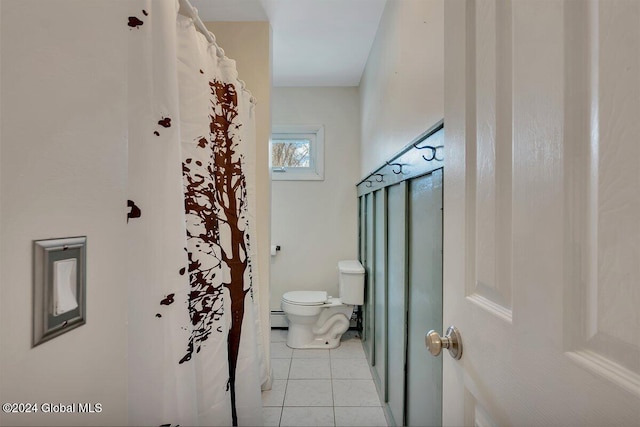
[281,260,365,349]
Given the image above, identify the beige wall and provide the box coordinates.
[204,21,273,370]
[271,87,360,309]
[359,0,444,177]
[0,2,129,425]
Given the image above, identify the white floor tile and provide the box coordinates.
[333,380,381,407]
[280,407,335,427]
[293,348,331,359]
[330,341,366,359]
[263,332,387,426]
[270,329,288,343]
[262,379,287,407]
[284,379,333,406]
[331,358,372,379]
[271,358,291,380]
[271,342,294,358]
[262,406,283,426]
[334,407,388,426]
[289,358,331,379]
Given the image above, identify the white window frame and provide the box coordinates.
[270,124,324,181]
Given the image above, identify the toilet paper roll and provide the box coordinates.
[53,259,78,316]
[270,245,277,256]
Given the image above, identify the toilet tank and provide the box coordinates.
[338,260,365,305]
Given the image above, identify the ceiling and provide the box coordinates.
[191,0,387,87]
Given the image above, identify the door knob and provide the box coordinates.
[425,325,463,360]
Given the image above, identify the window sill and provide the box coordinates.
[271,169,324,181]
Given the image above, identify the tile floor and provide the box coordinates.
[262,329,388,427]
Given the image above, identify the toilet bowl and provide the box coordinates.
[281,260,365,349]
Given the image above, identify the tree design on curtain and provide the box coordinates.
[181,79,253,426]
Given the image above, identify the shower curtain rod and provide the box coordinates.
[179,0,215,43]
[178,0,257,106]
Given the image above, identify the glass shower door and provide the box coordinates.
[406,170,443,426]
[386,182,407,425]
[357,123,445,427]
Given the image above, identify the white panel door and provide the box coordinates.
[443,0,640,425]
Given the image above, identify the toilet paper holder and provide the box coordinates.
[33,236,87,347]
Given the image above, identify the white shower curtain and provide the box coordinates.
[127,1,265,425]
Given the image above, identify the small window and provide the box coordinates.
[271,138,311,168]
[270,125,324,181]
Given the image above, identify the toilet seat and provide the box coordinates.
[282,291,327,306]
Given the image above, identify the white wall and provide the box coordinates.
[204,21,273,373]
[271,87,360,310]
[0,2,129,425]
[359,0,444,177]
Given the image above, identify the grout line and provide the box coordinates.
[278,369,287,426]
[267,333,371,426]
[329,347,336,427]
[281,354,291,419]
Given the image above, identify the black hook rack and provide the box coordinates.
[357,121,444,196]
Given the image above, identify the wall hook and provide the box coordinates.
[423,151,436,161]
[433,145,444,161]
[414,143,444,162]
[386,161,405,175]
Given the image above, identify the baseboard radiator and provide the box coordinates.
[270,311,289,328]
[270,310,359,329]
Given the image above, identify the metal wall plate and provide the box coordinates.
[33,236,87,347]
